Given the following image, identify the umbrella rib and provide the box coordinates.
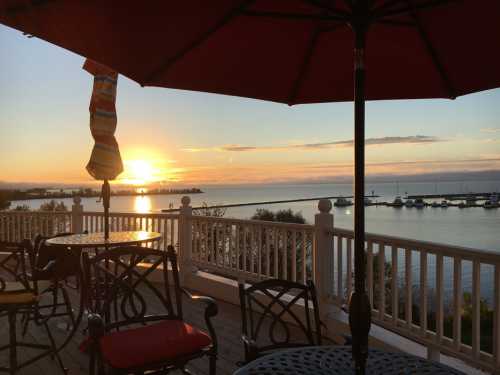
[143,0,255,85]
[287,28,323,105]
[372,0,406,16]
[407,0,456,99]
[375,0,459,19]
[375,19,416,28]
[302,0,352,18]
[242,10,345,22]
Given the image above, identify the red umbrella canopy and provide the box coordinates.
[1,0,500,105]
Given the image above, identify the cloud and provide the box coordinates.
[480,128,500,133]
[169,157,500,185]
[184,135,442,153]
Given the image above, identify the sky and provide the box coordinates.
[1,24,500,187]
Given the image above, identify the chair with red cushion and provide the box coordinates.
[82,245,218,375]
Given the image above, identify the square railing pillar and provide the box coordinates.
[314,199,334,312]
[71,196,84,233]
[179,196,193,286]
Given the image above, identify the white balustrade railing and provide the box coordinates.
[190,216,315,283]
[81,211,179,251]
[332,228,500,373]
[0,211,72,242]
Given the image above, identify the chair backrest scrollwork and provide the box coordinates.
[239,278,322,359]
[82,245,182,327]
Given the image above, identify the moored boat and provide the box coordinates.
[405,199,414,208]
[334,197,353,207]
[415,198,425,209]
[392,196,403,207]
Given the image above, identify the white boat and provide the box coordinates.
[334,197,353,207]
[392,196,403,207]
[465,195,476,206]
[484,194,499,209]
[405,199,414,208]
[414,198,425,209]
[440,200,448,208]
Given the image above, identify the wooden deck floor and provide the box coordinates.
[0,284,309,375]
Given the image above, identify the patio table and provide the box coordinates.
[45,230,162,248]
[45,231,162,353]
[233,346,466,375]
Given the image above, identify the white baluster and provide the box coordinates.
[378,242,386,320]
[472,260,481,360]
[453,257,462,351]
[405,248,412,328]
[391,245,398,324]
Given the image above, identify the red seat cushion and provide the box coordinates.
[99,320,212,369]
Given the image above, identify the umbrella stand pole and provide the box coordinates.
[102,180,111,240]
[349,8,372,375]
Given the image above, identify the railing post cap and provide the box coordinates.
[73,196,81,204]
[318,199,332,213]
[181,196,191,207]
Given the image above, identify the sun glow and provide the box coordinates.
[121,159,157,185]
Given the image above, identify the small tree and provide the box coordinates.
[193,202,226,217]
[250,208,309,279]
[252,208,306,224]
[39,200,68,212]
[12,204,30,211]
[0,190,12,210]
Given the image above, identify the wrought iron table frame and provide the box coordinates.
[233,346,466,375]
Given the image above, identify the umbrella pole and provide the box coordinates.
[349,5,372,374]
[102,179,110,240]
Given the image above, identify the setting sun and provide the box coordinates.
[122,160,156,185]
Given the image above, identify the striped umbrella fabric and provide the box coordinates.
[83,59,123,181]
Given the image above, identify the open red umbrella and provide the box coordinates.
[2,1,500,373]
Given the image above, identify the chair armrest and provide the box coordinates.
[241,334,259,363]
[181,288,218,349]
[87,313,105,340]
[181,288,218,317]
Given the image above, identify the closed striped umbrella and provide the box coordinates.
[83,59,123,239]
[83,59,123,180]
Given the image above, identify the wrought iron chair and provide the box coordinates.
[17,233,79,335]
[83,245,218,375]
[238,279,322,364]
[0,240,66,374]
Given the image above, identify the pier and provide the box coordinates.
[407,192,497,201]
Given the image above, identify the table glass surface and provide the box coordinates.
[234,346,466,375]
[45,231,162,247]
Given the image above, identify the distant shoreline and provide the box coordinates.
[2,188,204,202]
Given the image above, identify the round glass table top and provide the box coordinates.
[234,346,466,375]
[46,231,162,247]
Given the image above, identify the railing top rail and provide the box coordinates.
[190,215,315,230]
[82,211,180,219]
[333,227,500,263]
[0,211,70,215]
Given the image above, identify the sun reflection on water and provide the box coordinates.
[134,195,152,213]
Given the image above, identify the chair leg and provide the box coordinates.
[60,285,76,329]
[8,310,18,375]
[209,353,217,375]
[43,321,68,374]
